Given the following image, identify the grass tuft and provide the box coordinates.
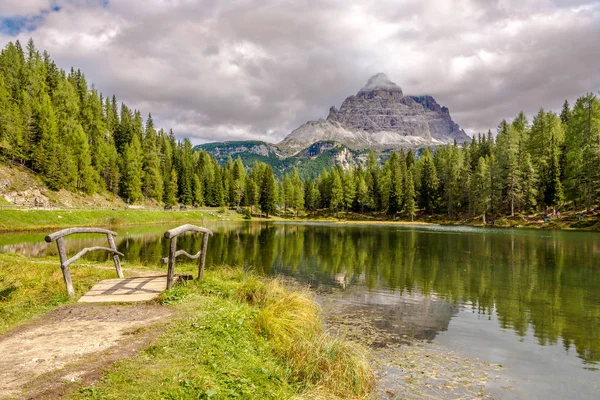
[254,284,373,398]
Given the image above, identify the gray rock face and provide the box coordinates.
[279,73,470,155]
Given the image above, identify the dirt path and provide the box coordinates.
[0,303,173,399]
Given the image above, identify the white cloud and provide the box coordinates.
[0,0,53,17]
[1,0,599,144]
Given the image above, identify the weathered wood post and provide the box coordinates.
[56,237,74,297]
[199,231,209,281]
[161,225,213,290]
[166,235,178,290]
[107,233,124,279]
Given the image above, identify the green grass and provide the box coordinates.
[0,209,244,232]
[0,253,117,333]
[0,254,374,399]
[74,267,373,399]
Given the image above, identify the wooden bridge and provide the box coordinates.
[45,225,213,303]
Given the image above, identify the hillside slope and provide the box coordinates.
[0,163,127,208]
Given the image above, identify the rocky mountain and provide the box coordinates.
[278,73,470,155]
[196,73,468,175]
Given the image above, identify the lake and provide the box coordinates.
[1,221,599,399]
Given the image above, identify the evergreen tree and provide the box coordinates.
[122,135,144,203]
[385,152,403,215]
[565,94,600,211]
[282,174,293,214]
[330,168,343,216]
[142,114,163,201]
[560,99,571,125]
[341,168,355,214]
[497,120,521,215]
[165,169,178,206]
[259,165,277,217]
[355,166,370,213]
[520,153,538,213]
[404,169,417,221]
[192,173,204,206]
[418,148,438,214]
[290,167,304,216]
[230,156,246,207]
[471,156,491,222]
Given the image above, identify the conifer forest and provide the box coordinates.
[1,40,599,221]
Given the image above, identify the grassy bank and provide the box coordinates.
[75,268,373,399]
[4,205,596,234]
[0,208,246,232]
[0,254,373,398]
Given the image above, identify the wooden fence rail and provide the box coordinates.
[160,224,213,290]
[45,227,124,297]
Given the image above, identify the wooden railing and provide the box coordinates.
[45,227,124,297]
[161,224,213,290]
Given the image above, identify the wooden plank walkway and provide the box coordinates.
[79,276,168,303]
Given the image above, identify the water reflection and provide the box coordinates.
[1,222,599,365]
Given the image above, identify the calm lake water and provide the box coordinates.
[1,221,599,399]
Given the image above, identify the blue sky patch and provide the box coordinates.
[0,17,30,36]
[0,5,62,36]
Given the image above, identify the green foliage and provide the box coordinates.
[259,165,277,217]
[418,148,438,214]
[0,38,598,220]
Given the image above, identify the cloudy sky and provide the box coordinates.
[0,0,599,144]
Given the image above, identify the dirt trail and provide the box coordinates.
[0,302,173,399]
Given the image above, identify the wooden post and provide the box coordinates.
[166,236,178,290]
[107,233,124,279]
[198,232,209,281]
[56,237,74,297]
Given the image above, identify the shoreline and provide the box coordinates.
[1,207,599,234]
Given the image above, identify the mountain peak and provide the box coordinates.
[358,73,402,95]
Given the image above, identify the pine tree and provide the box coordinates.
[259,165,277,217]
[471,156,491,223]
[418,148,438,214]
[122,135,144,203]
[282,174,293,214]
[330,168,343,217]
[520,153,538,213]
[142,114,163,201]
[560,99,571,125]
[290,167,304,216]
[404,169,417,221]
[355,167,370,213]
[304,179,319,214]
[192,173,203,206]
[497,120,521,215]
[385,152,403,215]
[341,168,355,214]
[165,169,178,206]
[366,150,380,210]
[565,93,600,211]
[230,156,246,207]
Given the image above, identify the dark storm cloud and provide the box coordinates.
[0,0,599,142]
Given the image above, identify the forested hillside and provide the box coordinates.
[0,39,274,208]
[0,39,598,221]
[306,99,599,221]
